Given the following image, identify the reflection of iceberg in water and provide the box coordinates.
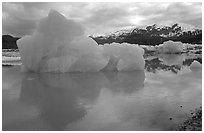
[103,71,145,94]
[145,54,202,74]
[17,70,145,130]
[145,58,181,74]
[20,73,91,130]
[158,54,185,66]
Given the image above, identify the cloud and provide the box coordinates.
[2,2,42,36]
[80,3,136,34]
[138,2,202,27]
[2,2,202,37]
[3,15,36,37]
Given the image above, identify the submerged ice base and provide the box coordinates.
[17,10,145,73]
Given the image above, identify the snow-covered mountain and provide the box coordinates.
[90,23,202,45]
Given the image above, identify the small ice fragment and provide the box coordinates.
[190,60,202,70]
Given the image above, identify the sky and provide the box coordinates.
[2,2,202,37]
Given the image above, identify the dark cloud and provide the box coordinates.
[2,2,43,36]
[3,15,36,37]
[2,2,202,36]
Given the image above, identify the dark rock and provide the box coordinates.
[175,107,202,131]
[2,35,20,49]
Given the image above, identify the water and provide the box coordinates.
[2,54,202,131]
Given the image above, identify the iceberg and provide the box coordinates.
[158,40,183,54]
[190,60,202,70]
[103,43,145,71]
[17,10,145,73]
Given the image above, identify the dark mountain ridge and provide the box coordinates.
[2,35,20,49]
[2,23,202,49]
[90,23,202,45]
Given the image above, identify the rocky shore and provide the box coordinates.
[175,107,202,131]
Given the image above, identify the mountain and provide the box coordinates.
[90,23,202,45]
[2,35,20,49]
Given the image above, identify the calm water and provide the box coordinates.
[2,54,202,131]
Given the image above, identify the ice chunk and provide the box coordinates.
[183,43,195,50]
[17,10,144,73]
[158,40,183,54]
[190,60,202,70]
[17,10,108,72]
[140,45,157,52]
[103,43,145,71]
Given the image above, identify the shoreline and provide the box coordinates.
[174,107,202,131]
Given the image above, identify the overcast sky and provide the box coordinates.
[2,2,202,37]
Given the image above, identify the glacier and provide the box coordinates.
[17,10,145,73]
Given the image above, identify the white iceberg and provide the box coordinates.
[140,45,157,52]
[183,43,195,50]
[190,60,202,70]
[17,10,145,73]
[103,43,145,71]
[158,40,183,54]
